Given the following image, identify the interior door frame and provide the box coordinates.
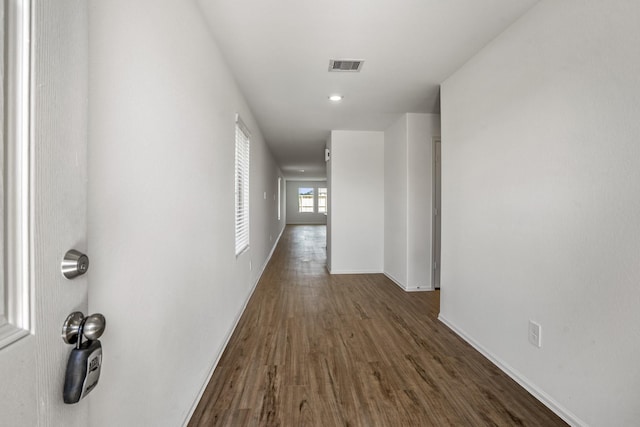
[432,137,441,290]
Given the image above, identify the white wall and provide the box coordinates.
[440,1,640,426]
[384,114,440,291]
[383,117,408,286]
[286,180,328,225]
[87,1,285,425]
[328,131,384,274]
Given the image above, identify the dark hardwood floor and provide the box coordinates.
[189,225,567,426]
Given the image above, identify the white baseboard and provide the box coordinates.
[182,226,285,426]
[285,221,327,225]
[328,269,383,274]
[384,272,433,292]
[438,314,587,427]
[257,226,285,277]
[403,287,431,292]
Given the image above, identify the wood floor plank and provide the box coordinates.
[189,225,567,426]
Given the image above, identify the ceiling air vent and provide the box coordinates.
[328,59,364,72]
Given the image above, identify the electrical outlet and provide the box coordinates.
[528,320,542,348]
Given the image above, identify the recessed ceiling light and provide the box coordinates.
[328,95,343,102]
[299,169,305,172]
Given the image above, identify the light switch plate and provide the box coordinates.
[528,320,542,348]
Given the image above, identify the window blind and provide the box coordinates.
[235,115,250,255]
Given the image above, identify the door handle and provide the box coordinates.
[61,312,106,345]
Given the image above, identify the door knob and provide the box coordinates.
[82,313,106,341]
[62,312,106,345]
[61,249,89,279]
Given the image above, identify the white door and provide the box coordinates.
[0,1,90,425]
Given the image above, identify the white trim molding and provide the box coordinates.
[384,272,432,292]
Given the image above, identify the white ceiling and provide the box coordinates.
[197,0,539,180]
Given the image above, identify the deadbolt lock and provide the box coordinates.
[61,249,89,279]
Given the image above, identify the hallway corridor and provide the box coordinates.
[189,225,566,426]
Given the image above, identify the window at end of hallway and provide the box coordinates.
[235,115,250,256]
[277,177,281,221]
[298,187,314,213]
[318,188,327,214]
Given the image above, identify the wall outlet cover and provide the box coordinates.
[528,320,542,348]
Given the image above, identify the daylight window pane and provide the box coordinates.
[318,188,327,213]
[298,187,314,213]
